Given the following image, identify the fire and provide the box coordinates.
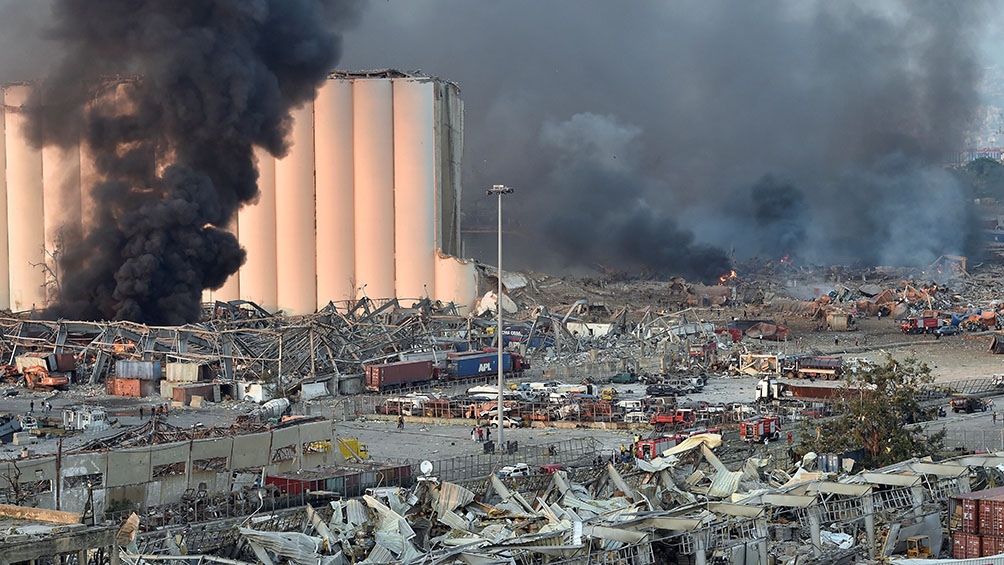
[779,254,790,263]
[718,270,738,285]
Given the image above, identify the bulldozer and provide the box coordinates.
[906,536,932,558]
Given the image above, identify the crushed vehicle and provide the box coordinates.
[496,462,532,478]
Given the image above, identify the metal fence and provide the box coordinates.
[939,428,1004,453]
[417,437,600,484]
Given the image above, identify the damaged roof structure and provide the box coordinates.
[95,433,1004,564]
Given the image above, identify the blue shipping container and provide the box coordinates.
[447,352,512,379]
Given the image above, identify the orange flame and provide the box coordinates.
[718,270,738,285]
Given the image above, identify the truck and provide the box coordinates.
[444,350,528,380]
[782,355,843,380]
[635,435,686,459]
[899,316,941,335]
[740,416,782,443]
[364,360,435,392]
[950,396,987,414]
[650,409,697,430]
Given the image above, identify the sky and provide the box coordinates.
[3,0,1004,285]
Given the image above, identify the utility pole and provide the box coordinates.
[487,184,513,449]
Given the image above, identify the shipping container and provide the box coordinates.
[984,535,1004,557]
[172,383,220,405]
[445,351,526,379]
[165,363,207,383]
[106,377,158,397]
[954,532,982,559]
[115,360,162,380]
[952,486,1004,536]
[15,356,48,372]
[982,499,1004,537]
[363,360,434,392]
[45,353,76,372]
[963,499,981,534]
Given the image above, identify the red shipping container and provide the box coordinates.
[954,533,981,558]
[983,535,1004,556]
[963,499,981,534]
[981,499,1004,537]
[954,533,982,559]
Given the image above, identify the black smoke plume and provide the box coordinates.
[339,1,990,274]
[28,0,360,324]
[750,176,808,260]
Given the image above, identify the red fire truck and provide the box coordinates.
[649,409,697,430]
[635,435,686,460]
[740,416,782,443]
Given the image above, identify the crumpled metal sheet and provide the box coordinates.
[240,527,330,565]
[707,468,744,499]
[434,481,476,515]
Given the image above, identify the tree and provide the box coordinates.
[796,356,944,470]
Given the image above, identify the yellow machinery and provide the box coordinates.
[906,536,932,558]
[337,437,370,461]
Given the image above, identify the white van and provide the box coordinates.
[617,400,643,412]
[624,412,649,424]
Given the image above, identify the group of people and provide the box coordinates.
[470,425,492,443]
[138,404,170,419]
[27,400,52,414]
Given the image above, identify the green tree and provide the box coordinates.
[796,356,944,470]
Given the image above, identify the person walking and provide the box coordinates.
[994,412,998,425]
[139,406,144,420]
[471,427,478,442]
[484,426,491,442]
[397,415,404,429]
[477,427,484,442]
[29,400,34,414]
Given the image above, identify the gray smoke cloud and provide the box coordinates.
[24,0,362,324]
[339,0,994,280]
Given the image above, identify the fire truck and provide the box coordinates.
[899,316,941,335]
[739,416,782,443]
[634,435,686,460]
[649,409,697,430]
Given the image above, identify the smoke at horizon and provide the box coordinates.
[24,0,362,324]
[340,0,992,281]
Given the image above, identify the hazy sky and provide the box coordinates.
[5,0,1004,281]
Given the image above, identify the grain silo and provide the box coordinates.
[2,70,477,319]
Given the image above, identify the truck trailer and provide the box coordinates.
[364,360,435,392]
[445,350,527,380]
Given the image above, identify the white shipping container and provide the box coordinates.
[165,363,200,383]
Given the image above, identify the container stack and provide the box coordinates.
[950,486,1004,558]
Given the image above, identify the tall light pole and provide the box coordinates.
[487,184,513,449]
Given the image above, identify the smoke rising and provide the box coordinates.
[27,1,361,324]
[339,1,993,280]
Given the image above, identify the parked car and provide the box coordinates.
[497,462,532,478]
[934,325,961,337]
[502,417,524,428]
[610,372,638,384]
[2,388,17,397]
[539,464,564,475]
